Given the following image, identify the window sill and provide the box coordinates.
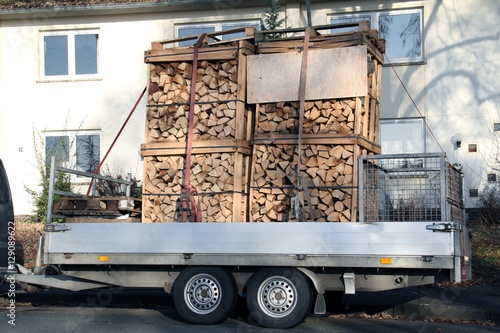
[37,76,103,83]
[383,61,426,67]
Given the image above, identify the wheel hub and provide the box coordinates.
[185,274,221,314]
[259,277,297,318]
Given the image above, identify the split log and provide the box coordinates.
[142,152,249,222]
[256,99,359,136]
[251,143,356,222]
[146,59,250,143]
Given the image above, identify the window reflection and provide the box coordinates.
[380,119,424,154]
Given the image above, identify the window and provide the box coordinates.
[380,118,425,154]
[468,144,477,153]
[330,8,423,64]
[469,189,479,198]
[41,30,99,79]
[176,21,260,46]
[494,123,500,131]
[45,131,100,174]
[488,173,497,182]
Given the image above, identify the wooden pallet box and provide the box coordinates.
[255,97,378,143]
[249,136,379,222]
[141,30,256,223]
[246,24,384,222]
[141,140,251,222]
[144,30,255,144]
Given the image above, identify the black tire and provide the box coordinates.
[246,267,313,329]
[172,266,237,325]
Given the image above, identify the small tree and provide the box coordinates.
[260,0,287,39]
[94,164,141,198]
[25,115,86,223]
[478,182,500,226]
[25,129,73,223]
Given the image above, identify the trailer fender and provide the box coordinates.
[296,267,326,315]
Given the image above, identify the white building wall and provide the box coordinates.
[0,3,268,215]
[0,0,499,215]
[423,0,500,208]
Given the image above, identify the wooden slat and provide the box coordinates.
[152,27,255,48]
[141,139,252,156]
[363,95,370,139]
[255,132,370,145]
[236,41,249,140]
[350,144,361,222]
[145,49,239,63]
[145,41,255,63]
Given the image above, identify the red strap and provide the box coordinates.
[86,87,147,196]
[189,188,202,222]
[182,34,206,222]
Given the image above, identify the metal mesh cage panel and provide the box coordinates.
[359,153,464,223]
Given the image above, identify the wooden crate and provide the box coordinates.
[140,24,384,223]
[247,24,384,222]
[141,140,251,222]
[144,30,255,144]
[255,97,378,143]
[141,30,255,222]
[249,136,380,222]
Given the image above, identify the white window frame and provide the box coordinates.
[44,130,101,178]
[380,118,426,154]
[39,29,100,81]
[329,8,424,64]
[175,20,260,46]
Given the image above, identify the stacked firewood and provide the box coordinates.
[142,35,254,222]
[146,59,249,143]
[256,99,362,136]
[250,143,357,222]
[247,24,384,223]
[142,152,249,222]
[141,25,383,223]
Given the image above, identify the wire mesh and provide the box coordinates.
[360,153,464,223]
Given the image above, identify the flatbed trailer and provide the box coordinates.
[9,153,471,329]
[15,220,464,328]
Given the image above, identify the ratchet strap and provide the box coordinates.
[181,33,206,222]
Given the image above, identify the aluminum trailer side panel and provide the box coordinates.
[44,222,455,263]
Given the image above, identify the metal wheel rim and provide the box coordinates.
[184,273,221,314]
[257,275,297,318]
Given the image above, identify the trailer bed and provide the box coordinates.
[44,221,457,270]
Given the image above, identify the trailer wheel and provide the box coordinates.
[246,267,312,329]
[172,266,237,325]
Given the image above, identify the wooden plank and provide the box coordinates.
[362,34,384,64]
[247,47,368,103]
[145,40,255,63]
[363,95,370,139]
[65,217,141,223]
[152,27,255,48]
[256,33,364,52]
[145,49,239,63]
[255,133,356,145]
[253,133,381,153]
[254,21,371,42]
[142,139,251,150]
[232,151,244,222]
[236,41,249,141]
[369,98,377,144]
[354,97,362,136]
[350,144,360,222]
[145,145,251,155]
[357,136,381,154]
